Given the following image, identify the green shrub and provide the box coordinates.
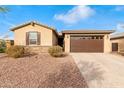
[0,47,6,53]
[0,40,6,47]
[6,46,25,58]
[48,45,63,57]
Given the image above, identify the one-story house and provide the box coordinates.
[10,21,58,52]
[10,21,114,53]
[110,32,124,52]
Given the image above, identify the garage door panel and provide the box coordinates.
[70,38,104,52]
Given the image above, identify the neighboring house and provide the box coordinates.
[110,32,124,52]
[10,21,113,53]
[0,39,14,48]
[5,40,14,48]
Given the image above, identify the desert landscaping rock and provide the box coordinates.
[0,53,87,88]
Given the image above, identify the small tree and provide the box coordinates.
[0,40,6,53]
[0,40,6,48]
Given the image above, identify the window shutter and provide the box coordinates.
[37,32,41,45]
[26,32,29,45]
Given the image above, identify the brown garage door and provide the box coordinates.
[70,36,104,52]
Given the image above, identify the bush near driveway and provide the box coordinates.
[6,45,25,58]
[48,45,64,57]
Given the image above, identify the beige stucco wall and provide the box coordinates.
[111,38,124,52]
[104,34,112,53]
[64,33,111,53]
[52,31,58,46]
[64,34,70,53]
[14,24,57,46]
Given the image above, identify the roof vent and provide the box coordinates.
[31,22,35,26]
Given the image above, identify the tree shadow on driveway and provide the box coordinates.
[77,61,106,87]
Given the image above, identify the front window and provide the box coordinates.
[29,32,38,45]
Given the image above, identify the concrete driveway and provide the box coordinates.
[71,53,124,88]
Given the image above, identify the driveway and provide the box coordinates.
[71,53,124,88]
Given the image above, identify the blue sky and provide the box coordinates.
[0,5,124,39]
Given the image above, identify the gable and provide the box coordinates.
[13,23,53,33]
[11,21,55,31]
[10,21,58,37]
[13,23,57,46]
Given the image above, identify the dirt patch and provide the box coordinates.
[0,53,87,88]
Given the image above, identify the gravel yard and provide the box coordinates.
[0,53,87,88]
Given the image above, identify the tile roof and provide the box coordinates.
[62,30,114,34]
[110,32,124,39]
[10,21,56,31]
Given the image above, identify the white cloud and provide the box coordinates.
[117,23,124,29]
[111,23,124,36]
[116,23,124,33]
[115,6,124,11]
[54,5,95,24]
